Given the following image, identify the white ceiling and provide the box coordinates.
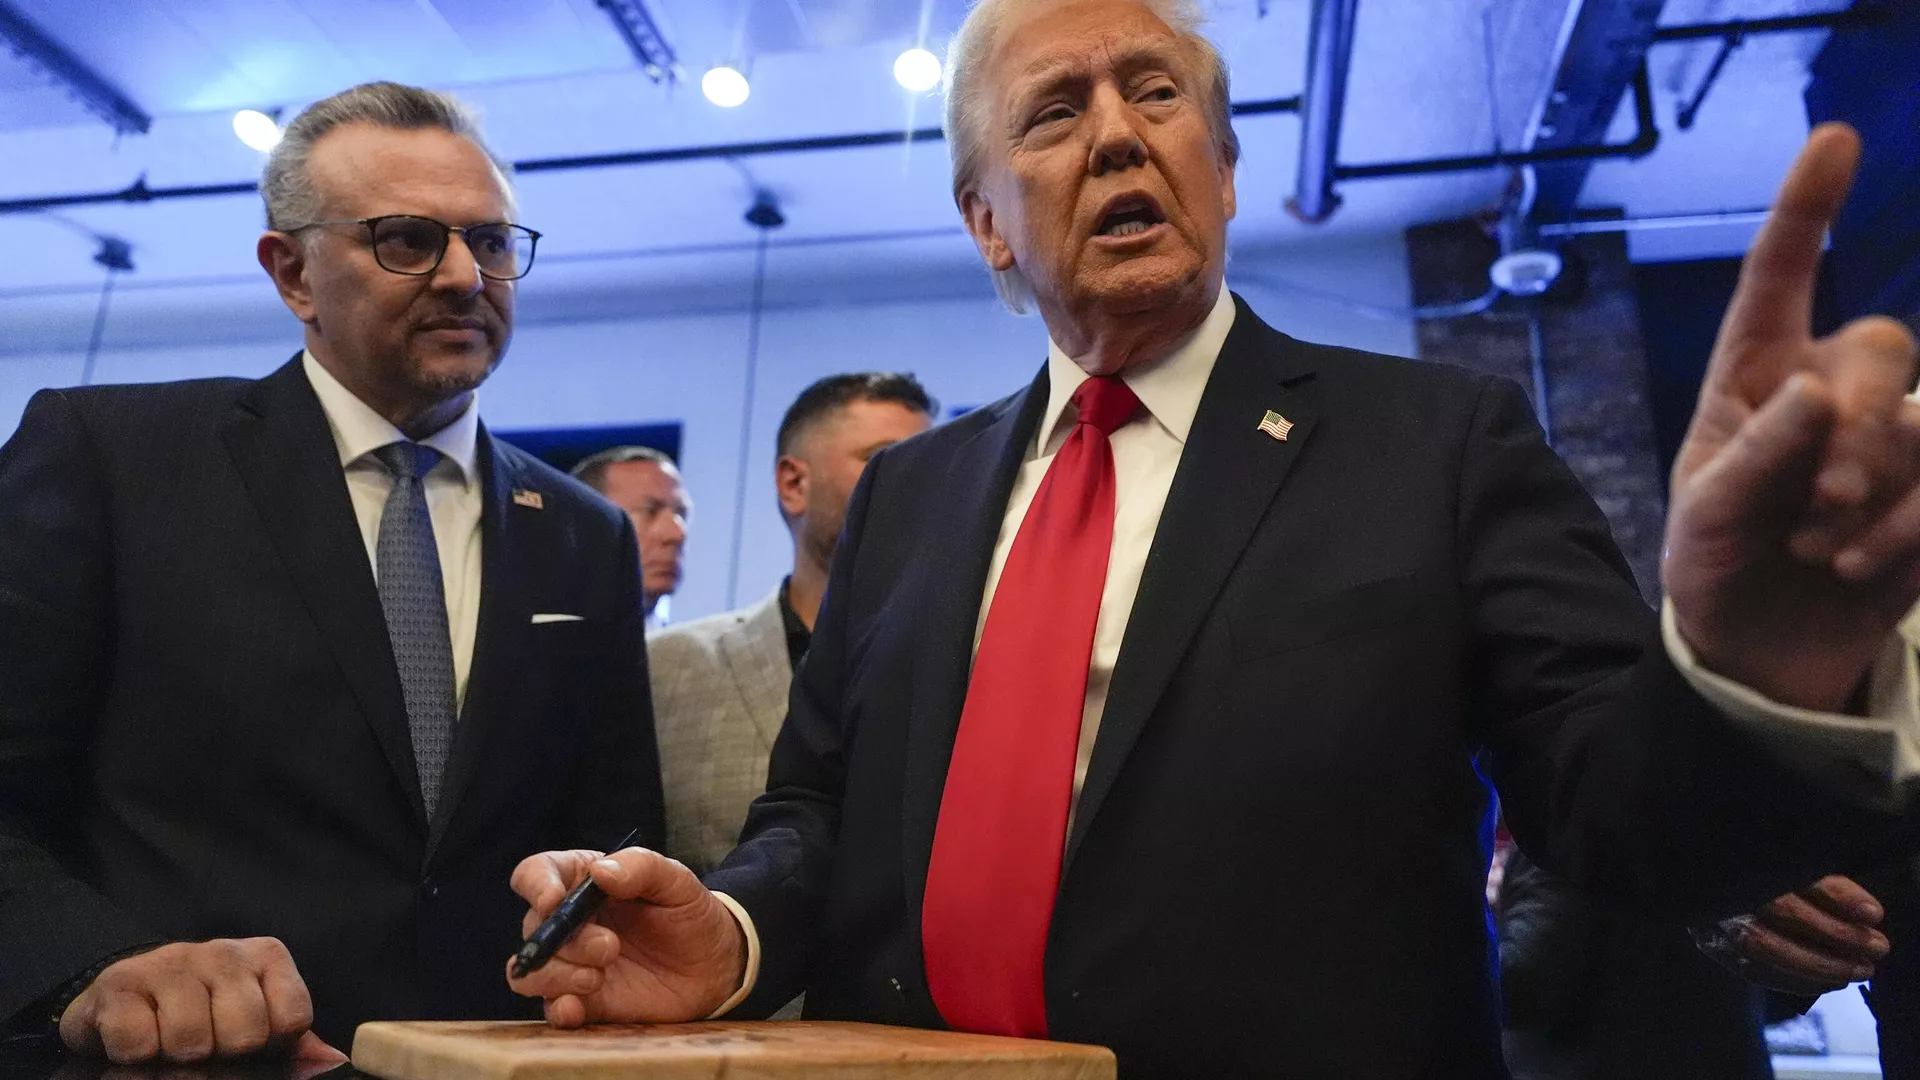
[0,0,1842,327]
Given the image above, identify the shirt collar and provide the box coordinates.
[301,350,480,486]
[1035,284,1237,457]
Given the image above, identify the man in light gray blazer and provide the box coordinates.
[648,373,934,876]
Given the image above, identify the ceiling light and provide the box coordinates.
[893,47,941,93]
[232,109,282,152]
[701,66,750,108]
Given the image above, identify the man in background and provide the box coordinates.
[572,446,691,624]
[0,82,663,1063]
[648,373,934,876]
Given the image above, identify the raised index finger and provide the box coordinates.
[1717,123,1862,360]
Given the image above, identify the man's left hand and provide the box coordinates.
[1666,122,1920,712]
[1709,875,1890,997]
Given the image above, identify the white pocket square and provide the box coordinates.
[530,613,585,624]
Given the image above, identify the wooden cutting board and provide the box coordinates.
[351,1020,1116,1080]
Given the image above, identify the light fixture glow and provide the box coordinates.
[893,47,942,93]
[701,66,750,108]
[232,109,282,151]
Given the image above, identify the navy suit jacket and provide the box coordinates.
[706,297,1907,1078]
[0,357,664,1047]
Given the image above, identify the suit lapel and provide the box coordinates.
[1064,298,1321,872]
[717,592,792,749]
[426,427,533,862]
[900,370,1051,919]
[221,357,425,826]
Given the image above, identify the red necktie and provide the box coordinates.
[921,375,1142,1038]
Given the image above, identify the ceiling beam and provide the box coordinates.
[1286,0,1360,224]
[1528,0,1667,223]
[0,0,147,135]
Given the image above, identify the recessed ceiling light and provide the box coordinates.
[893,48,942,93]
[701,66,750,108]
[232,109,282,152]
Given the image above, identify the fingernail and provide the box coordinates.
[593,858,620,875]
[573,968,598,992]
[1816,469,1866,505]
[1835,549,1873,580]
[1789,533,1828,563]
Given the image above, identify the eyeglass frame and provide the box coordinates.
[285,214,543,281]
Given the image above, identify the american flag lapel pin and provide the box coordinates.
[1257,409,1295,442]
[512,488,544,510]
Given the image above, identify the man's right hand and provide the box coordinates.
[506,846,746,1027]
[58,938,325,1064]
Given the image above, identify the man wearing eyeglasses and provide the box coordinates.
[0,81,664,1064]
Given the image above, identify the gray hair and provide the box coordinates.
[570,445,677,494]
[942,0,1240,314]
[262,81,510,232]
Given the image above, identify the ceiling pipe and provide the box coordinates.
[1537,208,1771,236]
[1661,5,1880,133]
[0,95,1302,216]
[1651,7,1871,42]
[1285,0,1360,224]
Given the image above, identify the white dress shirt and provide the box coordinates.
[974,285,1237,805]
[302,352,483,708]
[716,283,1920,1008]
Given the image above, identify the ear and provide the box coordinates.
[1220,159,1237,222]
[960,189,1017,273]
[775,454,810,522]
[258,232,318,325]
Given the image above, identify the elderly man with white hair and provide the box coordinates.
[508,0,1920,1074]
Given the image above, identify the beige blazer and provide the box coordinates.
[647,588,791,877]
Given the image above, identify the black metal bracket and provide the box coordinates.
[1676,32,1742,130]
[1332,61,1657,182]
[1659,6,1876,132]
[0,0,148,135]
[595,0,679,83]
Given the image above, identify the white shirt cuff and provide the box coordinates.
[1661,597,1920,809]
[705,891,762,1019]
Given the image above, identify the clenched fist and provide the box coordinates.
[58,938,338,1065]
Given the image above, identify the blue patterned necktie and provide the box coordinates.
[372,441,456,819]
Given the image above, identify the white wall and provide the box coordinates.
[0,232,1415,622]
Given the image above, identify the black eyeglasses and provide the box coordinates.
[289,214,542,281]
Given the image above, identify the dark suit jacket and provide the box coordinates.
[705,297,1906,1078]
[1857,859,1920,1078]
[0,357,664,1048]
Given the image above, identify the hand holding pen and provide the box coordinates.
[505,843,750,1026]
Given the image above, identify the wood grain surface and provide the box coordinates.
[351,1020,1116,1080]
